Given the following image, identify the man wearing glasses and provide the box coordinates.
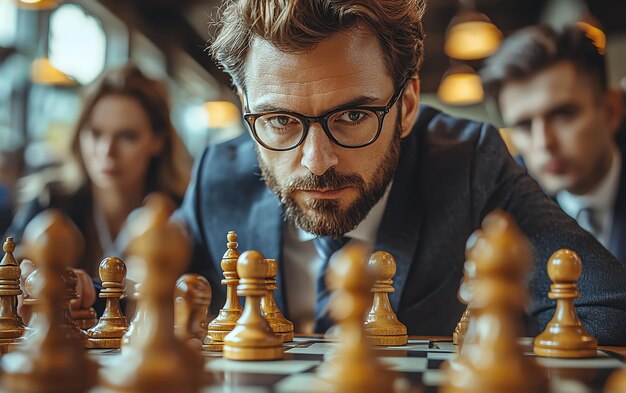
[175,0,626,344]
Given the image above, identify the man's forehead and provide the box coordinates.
[242,28,391,112]
[500,62,588,121]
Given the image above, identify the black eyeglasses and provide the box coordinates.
[242,80,407,151]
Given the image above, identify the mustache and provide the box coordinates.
[281,168,365,194]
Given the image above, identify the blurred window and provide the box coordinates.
[0,0,17,47]
[48,3,106,84]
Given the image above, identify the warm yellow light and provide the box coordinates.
[438,67,484,106]
[445,20,502,60]
[17,0,57,9]
[30,58,76,86]
[203,101,240,128]
[577,21,606,55]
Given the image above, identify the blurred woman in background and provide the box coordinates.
[6,63,192,279]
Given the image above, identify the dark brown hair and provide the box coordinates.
[481,24,607,102]
[210,0,426,90]
[68,64,192,198]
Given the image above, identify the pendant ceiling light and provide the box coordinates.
[31,57,76,86]
[203,101,240,128]
[17,0,57,10]
[437,64,484,106]
[444,0,502,60]
[542,0,606,54]
[576,18,606,55]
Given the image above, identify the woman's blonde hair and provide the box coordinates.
[22,64,192,202]
[210,0,426,91]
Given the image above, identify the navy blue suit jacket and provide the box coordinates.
[608,136,626,264]
[175,106,626,345]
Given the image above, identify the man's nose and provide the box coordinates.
[531,119,557,151]
[299,124,339,176]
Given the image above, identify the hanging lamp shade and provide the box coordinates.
[203,101,240,128]
[437,64,484,106]
[541,0,605,54]
[17,0,58,10]
[444,10,502,60]
[31,57,76,86]
[577,20,606,55]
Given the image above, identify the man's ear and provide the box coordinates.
[400,77,420,139]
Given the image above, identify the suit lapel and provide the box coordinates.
[375,121,424,311]
[610,147,626,264]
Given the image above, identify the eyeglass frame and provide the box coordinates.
[242,78,409,152]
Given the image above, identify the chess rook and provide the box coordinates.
[440,211,548,393]
[61,269,88,343]
[1,209,98,393]
[86,257,129,349]
[69,267,98,331]
[175,273,212,347]
[534,249,598,358]
[223,250,283,361]
[261,258,294,343]
[316,244,395,393]
[0,237,25,353]
[204,230,243,351]
[364,251,407,346]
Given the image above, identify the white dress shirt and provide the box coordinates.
[282,184,392,333]
[556,147,622,249]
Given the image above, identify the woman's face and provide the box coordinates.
[79,94,164,192]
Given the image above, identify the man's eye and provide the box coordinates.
[268,116,295,127]
[514,122,531,133]
[337,110,368,123]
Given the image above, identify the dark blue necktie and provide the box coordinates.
[576,207,601,238]
[313,236,350,333]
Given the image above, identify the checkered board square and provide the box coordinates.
[88,338,625,393]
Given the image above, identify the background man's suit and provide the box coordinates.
[607,125,626,263]
[175,105,626,345]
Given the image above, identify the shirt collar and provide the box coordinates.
[557,146,622,217]
[296,182,393,243]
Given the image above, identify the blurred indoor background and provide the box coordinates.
[0,0,625,231]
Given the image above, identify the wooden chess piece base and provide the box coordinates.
[264,309,294,344]
[86,337,122,349]
[364,313,408,346]
[368,334,407,346]
[605,369,626,393]
[275,331,294,343]
[222,343,284,360]
[202,341,223,351]
[71,307,98,330]
[0,338,15,354]
[203,328,229,351]
[534,325,597,358]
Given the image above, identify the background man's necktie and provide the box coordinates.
[312,236,350,333]
[576,207,601,239]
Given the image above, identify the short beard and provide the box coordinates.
[259,123,402,238]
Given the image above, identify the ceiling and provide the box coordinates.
[97,0,626,94]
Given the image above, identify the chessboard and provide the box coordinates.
[87,336,625,393]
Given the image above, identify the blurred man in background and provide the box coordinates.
[482,24,625,263]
